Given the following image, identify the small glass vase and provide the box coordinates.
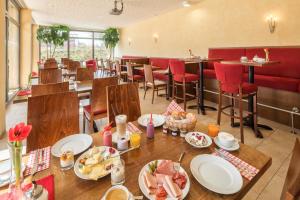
[7,142,26,200]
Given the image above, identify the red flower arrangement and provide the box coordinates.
[8,123,32,142]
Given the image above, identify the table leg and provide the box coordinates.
[187,62,216,114]
[167,70,172,100]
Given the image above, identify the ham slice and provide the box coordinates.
[155,173,171,185]
[143,175,156,195]
[143,171,158,189]
[164,176,182,198]
[156,160,176,176]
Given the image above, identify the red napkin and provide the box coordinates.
[17,90,31,96]
[36,174,55,200]
[0,175,54,200]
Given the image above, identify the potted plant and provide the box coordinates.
[103,28,120,60]
[37,25,70,58]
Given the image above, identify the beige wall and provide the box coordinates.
[0,0,6,138]
[20,9,32,88]
[32,24,39,73]
[119,0,300,58]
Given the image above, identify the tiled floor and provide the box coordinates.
[1,87,299,200]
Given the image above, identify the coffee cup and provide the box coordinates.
[104,185,129,200]
[217,132,235,148]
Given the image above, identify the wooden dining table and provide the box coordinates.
[19,121,272,200]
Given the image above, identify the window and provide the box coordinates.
[6,0,20,101]
[39,30,107,62]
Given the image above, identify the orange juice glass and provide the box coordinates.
[207,123,220,138]
[130,132,141,148]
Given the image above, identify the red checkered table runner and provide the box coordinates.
[24,146,51,176]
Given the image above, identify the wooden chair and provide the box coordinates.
[143,64,167,104]
[215,63,258,144]
[107,83,141,127]
[44,58,58,69]
[115,60,127,82]
[31,82,69,97]
[281,138,300,200]
[76,68,94,81]
[39,68,62,84]
[61,58,70,66]
[27,91,79,152]
[83,77,118,133]
[127,62,144,85]
[68,60,80,72]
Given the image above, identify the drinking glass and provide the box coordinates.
[111,159,125,185]
[130,132,141,148]
[208,123,220,138]
[60,150,74,170]
[115,115,127,138]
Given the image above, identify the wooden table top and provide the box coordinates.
[12,81,93,104]
[221,60,280,67]
[182,58,223,64]
[26,122,271,200]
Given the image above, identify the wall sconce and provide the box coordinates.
[267,15,277,33]
[153,34,159,43]
[128,38,132,46]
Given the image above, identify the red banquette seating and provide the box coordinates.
[207,47,300,93]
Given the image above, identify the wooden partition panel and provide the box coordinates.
[31,82,69,97]
[107,83,141,126]
[27,91,79,152]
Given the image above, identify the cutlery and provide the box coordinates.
[174,151,185,171]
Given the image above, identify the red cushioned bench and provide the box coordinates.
[150,57,176,81]
[207,47,300,93]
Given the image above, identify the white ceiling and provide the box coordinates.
[24,0,194,30]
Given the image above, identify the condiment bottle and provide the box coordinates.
[103,124,112,147]
[147,113,155,139]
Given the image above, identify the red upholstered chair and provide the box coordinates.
[214,63,258,143]
[86,59,97,72]
[169,60,199,111]
[127,62,144,85]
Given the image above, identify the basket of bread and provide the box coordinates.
[165,111,197,131]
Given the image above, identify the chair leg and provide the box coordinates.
[89,119,94,134]
[183,80,186,111]
[144,85,148,99]
[230,94,235,127]
[253,94,258,134]
[239,95,244,144]
[83,113,86,133]
[152,88,155,104]
[217,91,222,125]
[172,80,175,100]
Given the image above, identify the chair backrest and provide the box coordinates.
[144,64,154,84]
[214,62,244,94]
[39,68,62,84]
[61,58,70,66]
[281,138,300,200]
[27,91,79,152]
[31,82,69,97]
[126,62,133,77]
[68,60,80,71]
[43,61,58,69]
[76,67,94,81]
[115,61,121,75]
[107,83,141,126]
[91,77,118,113]
[169,60,185,75]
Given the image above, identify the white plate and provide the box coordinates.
[51,134,93,157]
[138,114,165,128]
[74,146,119,180]
[214,137,240,151]
[112,130,131,143]
[0,160,11,174]
[138,160,190,200]
[185,132,212,148]
[190,154,243,194]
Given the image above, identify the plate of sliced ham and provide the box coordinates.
[138,160,190,200]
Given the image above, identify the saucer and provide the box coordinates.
[214,137,240,151]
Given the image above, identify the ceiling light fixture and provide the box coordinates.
[110,0,124,15]
[182,1,191,7]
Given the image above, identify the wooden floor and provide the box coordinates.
[2,86,300,200]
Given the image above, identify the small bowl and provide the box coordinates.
[217,132,235,148]
[104,185,129,200]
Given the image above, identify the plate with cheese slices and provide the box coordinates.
[74,146,119,180]
[138,160,190,200]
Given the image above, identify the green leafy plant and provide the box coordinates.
[103,27,120,59]
[37,25,70,58]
